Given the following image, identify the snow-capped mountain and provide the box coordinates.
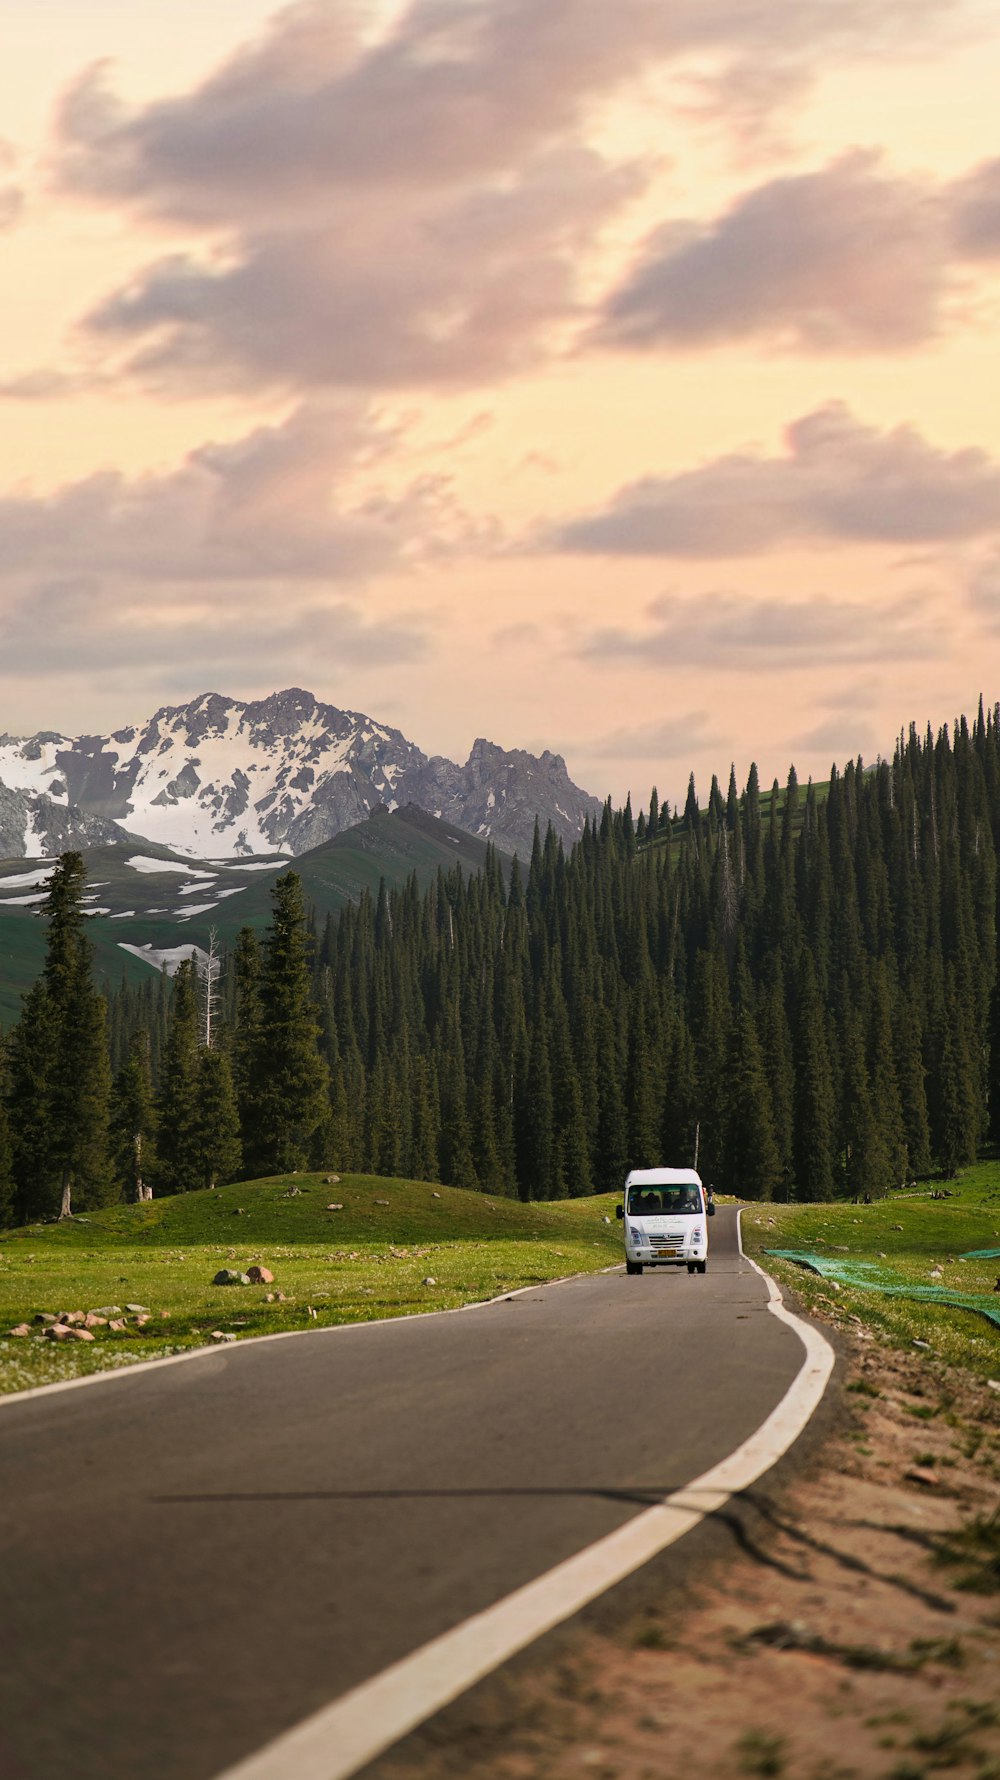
[0,690,601,859]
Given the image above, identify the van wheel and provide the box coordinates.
[697,1261,707,1274]
[626,1260,643,1275]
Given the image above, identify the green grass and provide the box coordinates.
[0,1174,622,1395]
[740,1162,1000,1376]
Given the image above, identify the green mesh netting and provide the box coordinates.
[960,1247,1000,1260]
[764,1250,1000,1330]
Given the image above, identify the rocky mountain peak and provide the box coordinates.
[0,691,601,860]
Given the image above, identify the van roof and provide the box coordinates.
[625,1168,702,1187]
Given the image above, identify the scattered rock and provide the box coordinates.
[90,1306,123,1318]
[210,1331,237,1343]
[422,1277,437,1287]
[231,1208,245,1216]
[987,1379,1000,1392]
[374,1198,390,1206]
[283,1186,302,1198]
[32,1312,57,1326]
[431,1191,441,1198]
[905,1467,939,1488]
[84,1313,107,1328]
[912,1338,932,1350]
[602,1215,612,1224]
[68,1327,95,1342]
[58,1311,85,1325]
[264,1293,275,1303]
[246,1265,274,1285]
[275,1290,288,1302]
[327,1203,344,1211]
[125,1303,150,1315]
[213,1269,250,1286]
[323,1174,341,1185]
[108,1319,127,1331]
[892,1223,904,1231]
[45,1324,73,1340]
[134,1315,151,1328]
[929,1267,943,1279]
[8,1324,31,1337]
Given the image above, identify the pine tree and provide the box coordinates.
[193,1048,242,1189]
[0,1035,13,1227]
[110,1030,158,1202]
[155,960,201,1194]
[723,1003,782,1200]
[7,854,111,1220]
[243,873,330,1175]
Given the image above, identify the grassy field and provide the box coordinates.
[0,1173,622,1395]
[5,1168,997,1399]
[739,1162,1000,1378]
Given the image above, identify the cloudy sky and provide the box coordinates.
[3,0,1000,809]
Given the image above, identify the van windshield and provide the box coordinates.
[627,1185,701,1216]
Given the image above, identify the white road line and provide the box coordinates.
[0,1269,607,1411]
[209,1214,835,1780]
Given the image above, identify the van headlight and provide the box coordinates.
[690,1229,703,1243]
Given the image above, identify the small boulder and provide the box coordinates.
[90,1306,123,1319]
[58,1311,85,1325]
[422,1276,437,1287]
[246,1265,274,1285]
[283,1186,302,1198]
[374,1198,390,1207]
[68,1327,95,1342]
[213,1269,250,1286]
[33,1312,57,1326]
[125,1303,150,1315]
[327,1203,344,1211]
[8,1324,31,1338]
[210,1331,237,1343]
[905,1467,939,1488]
[44,1324,73,1340]
[431,1192,441,1198]
[108,1319,127,1331]
[323,1174,341,1185]
[84,1313,107,1328]
[134,1315,151,1328]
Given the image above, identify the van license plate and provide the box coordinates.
[654,1247,677,1256]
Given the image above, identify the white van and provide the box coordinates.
[616,1167,713,1275]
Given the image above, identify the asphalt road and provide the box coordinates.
[0,1210,809,1780]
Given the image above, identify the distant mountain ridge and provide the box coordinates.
[0,688,601,859]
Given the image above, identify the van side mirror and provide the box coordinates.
[616,1204,624,1219]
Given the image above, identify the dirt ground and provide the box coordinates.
[371,1314,1000,1780]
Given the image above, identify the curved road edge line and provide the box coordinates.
[209,1210,836,1780]
[0,1268,618,1412]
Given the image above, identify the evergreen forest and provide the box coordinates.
[3,702,1000,1224]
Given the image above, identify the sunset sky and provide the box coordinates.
[3,0,1000,812]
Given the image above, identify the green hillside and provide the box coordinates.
[0,1171,620,1394]
[0,805,501,1024]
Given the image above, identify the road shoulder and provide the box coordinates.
[367,1314,1000,1780]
